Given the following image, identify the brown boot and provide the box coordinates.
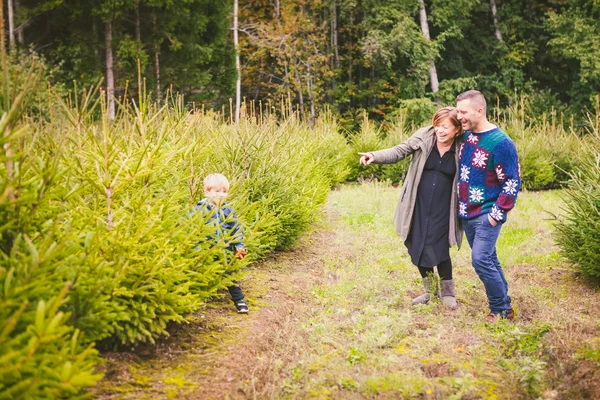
[440,279,457,310]
[484,309,515,322]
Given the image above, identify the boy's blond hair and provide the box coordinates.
[204,173,230,192]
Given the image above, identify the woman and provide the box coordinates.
[359,107,463,309]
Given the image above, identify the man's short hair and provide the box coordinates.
[204,173,230,191]
[456,90,487,112]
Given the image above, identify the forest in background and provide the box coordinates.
[4,0,600,128]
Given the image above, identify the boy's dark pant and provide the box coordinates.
[224,249,245,303]
[228,281,245,303]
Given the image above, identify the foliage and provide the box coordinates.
[6,0,600,127]
[0,59,350,396]
[487,322,552,397]
[496,93,592,190]
[16,0,235,105]
[346,94,595,190]
[0,42,102,398]
[554,134,600,280]
[346,112,410,184]
[0,286,102,400]
[546,3,600,110]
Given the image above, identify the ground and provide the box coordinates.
[93,184,600,399]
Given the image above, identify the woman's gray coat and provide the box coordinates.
[370,125,463,249]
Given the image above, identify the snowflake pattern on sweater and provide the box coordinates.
[457,127,521,222]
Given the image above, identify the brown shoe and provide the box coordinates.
[484,309,515,322]
[505,309,515,321]
[484,312,500,323]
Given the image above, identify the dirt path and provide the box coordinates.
[94,187,600,400]
[94,208,343,399]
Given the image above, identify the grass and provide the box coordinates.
[266,184,600,399]
[95,184,600,399]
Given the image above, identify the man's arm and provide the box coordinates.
[489,139,521,223]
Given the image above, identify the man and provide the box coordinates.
[456,90,521,322]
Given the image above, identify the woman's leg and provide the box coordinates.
[436,258,453,280]
[418,266,435,278]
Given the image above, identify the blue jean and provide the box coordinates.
[462,214,511,313]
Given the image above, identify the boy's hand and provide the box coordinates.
[358,152,375,166]
[235,249,247,260]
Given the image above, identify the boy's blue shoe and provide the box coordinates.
[235,300,249,313]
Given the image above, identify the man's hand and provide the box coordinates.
[358,152,375,166]
[488,214,498,227]
[235,249,247,260]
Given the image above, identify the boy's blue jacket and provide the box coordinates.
[193,199,245,251]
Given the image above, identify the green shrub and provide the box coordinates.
[0,54,103,398]
[500,94,590,190]
[513,127,588,190]
[347,115,410,184]
[554,137,600,279]
[1,54,352,396]
[517,136,557,190]
[394,98,437,128]
[0,286,102,399]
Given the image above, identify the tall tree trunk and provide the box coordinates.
[294,66,304,121]
[283,60,291,101]
[490,0,503,42]
[154,43,161,106]
[233,0,241,124]
[152,15,161,106]
[418,0,439,96]
[135,0,141,42]
[331,0,339,70]
[306,65,315,128]
[15,0,23,44]
[330,0,340,107]
[7,0,15,50]
[105,20,116,120]
[274,0,280,20]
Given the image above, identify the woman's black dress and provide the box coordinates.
[404,145,456,268]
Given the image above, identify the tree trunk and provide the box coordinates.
[105,20,116,120]
[233,0,241,124]
[274,0,280,20]
[418,0,439,96]
[283,60,292,101]
[490,0,503,42]
[154,43,161,106]
[152,15,161,106]
[7,0,15,50]
[135,0,141,42]
[294,66,304,121]
[331,0,339,70]
[306,65,315,128]
[15,0,23,44]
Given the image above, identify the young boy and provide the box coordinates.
[194,173,249,313]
